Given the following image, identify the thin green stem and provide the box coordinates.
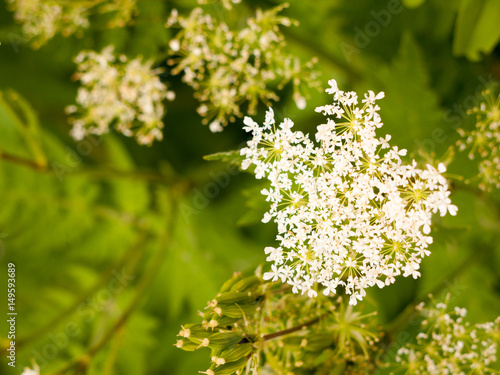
[262,316,323,342]
[0,147,178,186]
[0,150,49,172]
[101,326,126,375]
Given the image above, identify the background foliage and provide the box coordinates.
[0,0,499,374]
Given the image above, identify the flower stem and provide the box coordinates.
[262,316,322,341]
[0,150,49,172]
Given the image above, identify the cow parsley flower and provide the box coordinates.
[6,0,89,48]
[393,295,500,375]
[67,46,174,146]
[166,4,319,132]
[6,0,137,48]
[241,79,457,305]
[457,88,500,190]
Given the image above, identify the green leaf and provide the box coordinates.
[115,312,159,375]
[0,90,46,165]
[0,92,160,373]
[103,136,150,214]
[453,0,500,60]
[203,150,244,166]
[375,32,445,155]
[237,185,268,226]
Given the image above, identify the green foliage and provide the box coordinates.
[453,0,500,61]
[203,150,244,166]
[375,32,444,153]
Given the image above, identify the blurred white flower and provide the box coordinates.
[21,361,39,375]
[7,0,89,48]
[395,295,499,375]
[457,88,500,190]
[67,46,173,146]
[241,79,457,305]
[6,0,137,48]
[166,4,319,132]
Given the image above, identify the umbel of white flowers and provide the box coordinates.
[241,79,458,305]
[457,88,500,191]
[395,295,499,374]
[67,46,174,146]
[6,0,137,48]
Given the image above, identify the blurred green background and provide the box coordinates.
[0,0,500,374]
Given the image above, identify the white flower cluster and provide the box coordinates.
[166,4,319,132]
[6,0,136,48]
[457,88,500,190]
[67,46,174,146]
[395,297,500,374]
[7,0,89,48]
[241,79,457,305]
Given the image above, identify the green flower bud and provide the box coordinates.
[216,343,254,363]
[174,339,199,351]
[211,357,249,375]
[187,330,211,346]
[178,324,208,338]
[218,273,243,294]
[218,303,260,319]
[209,315,239,327]
[229,275,261,292]
[207,331,245,350]
[213,291,255,306]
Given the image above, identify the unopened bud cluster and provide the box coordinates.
[67,46,174,146]
[6,0,137,48]
[241,79,457,305]
[457,88,500,190]
[176,272,384,374]
[175,273,264,375]
[166,3,319,132]
[393,295,500,375]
